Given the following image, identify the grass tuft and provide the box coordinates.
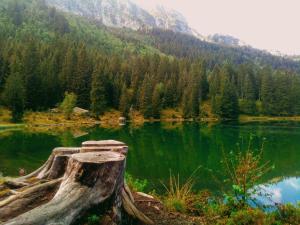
[162,173,195,213]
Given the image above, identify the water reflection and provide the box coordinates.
[256,177,300,206]
[0,122,300,205]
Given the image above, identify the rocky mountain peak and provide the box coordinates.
[45,0,193,34]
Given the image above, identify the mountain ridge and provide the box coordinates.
[45,0,194,35]
[45,0,283,56]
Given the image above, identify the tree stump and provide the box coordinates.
[0,140,153,225]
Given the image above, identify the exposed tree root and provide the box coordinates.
[0,140,153,225]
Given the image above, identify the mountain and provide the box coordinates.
[207,34,247,47]
[45,0,193,35]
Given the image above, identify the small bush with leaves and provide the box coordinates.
[227,208,267,225]
[125,173,148,192]
[59,92,77,120]
[221,137,273,209]
[87,214,100,225]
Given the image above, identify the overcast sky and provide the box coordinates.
[133,0,300,55]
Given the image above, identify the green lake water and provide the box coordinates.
[0,122,300,205]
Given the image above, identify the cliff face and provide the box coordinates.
[45,0,193,34]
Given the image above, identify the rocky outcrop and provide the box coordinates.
[45,0,193,34]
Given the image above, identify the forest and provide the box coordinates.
[1,0,300,122]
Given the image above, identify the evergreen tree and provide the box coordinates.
[163,79,176,108]
[290,76,300,115]
[199,60,209,101]
[182,84,193,118]
[152,83,164,118]
[240,72,256,115]
[260,67,276,115]
[209,65,222,114]
[273,72,291,115]
[218,77,239,120]
[2,72,25,122]
[60,92,77,120]
[139,74,153,118]
[74,44,91,108]
[60,47,76,92]
[90,64,107,117]
[119,85,131,117]
[23,40,42,110]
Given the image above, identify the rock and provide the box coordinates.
[72,107,89,115]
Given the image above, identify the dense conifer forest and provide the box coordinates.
[1,0,300,121]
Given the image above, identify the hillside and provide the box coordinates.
[43,0,300,72]
[111,28,300,71]
[0,0,160,56]
[1,0,300,123]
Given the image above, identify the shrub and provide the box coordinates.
[125,173,148,192]
[221,138,272,209]
[227,208,266,225]
[273,203,300,224]
[60,92,77,120]
[87,214,100,225]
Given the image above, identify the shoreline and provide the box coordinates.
[2,112,300,129]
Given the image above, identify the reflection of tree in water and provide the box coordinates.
[1,122,300,193]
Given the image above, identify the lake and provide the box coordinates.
[0,122,300,205]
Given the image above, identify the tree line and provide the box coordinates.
[1,0,300,121]
[1,36,300,121]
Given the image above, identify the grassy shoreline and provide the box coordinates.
[2,108,300,129]
[239,114,300,122]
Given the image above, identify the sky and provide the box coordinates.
[133,0,300,55]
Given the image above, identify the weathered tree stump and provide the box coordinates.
[0,140,153,225]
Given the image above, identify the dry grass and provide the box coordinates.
[162,173,195,213]
[24,111,97,126]
[160,108,183,121]
[239,114,300,122]
[129,110,147,124]
[99,110,122,128]
[200,101,218,122]
[0,107,13,124]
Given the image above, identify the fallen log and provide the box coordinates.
[0,140,153,225]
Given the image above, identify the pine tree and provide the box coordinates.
[209,65,222,114]
[2,72,25,122]
[260,67,276,115]
[182,84,193,118]
[199,60,209,101]
[74,44,91,108]
[240,72,256,115]
[139,74,153,118]
[291,76,300,115]
[218,77,239,120]
[190,63,202,118]
[60,47,76,92]
[23,40,42,110]
[0,54,9,92]
[273,72,292,115]
[119,85,131,117]
[90,64,108,117]
[163,79,176,108]
[152,83,164,118]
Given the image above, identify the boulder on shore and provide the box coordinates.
[73,107,89,115]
